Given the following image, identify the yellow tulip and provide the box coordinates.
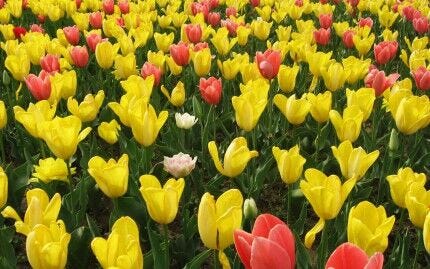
[0,167,7,209]
[378,5,399,28]
[165,56,183,75]
[49,70,77,102]
[348,201,395,255]
[102,17,126,39]
[392,95,430,135]
[108,94,134,127]
[424,212,430,254]
[346,88,375,121]
[0,24,14,40]
[276,25,292,42]
[272,145,306,184]
[120,75,154,103]
[353,32,375,57]
[14,100,56,138]
[1,188,61,236]
[405,183,430,228]
[300,168,356,248]
[0,9,10,24]
[24,41,46,65]
[31,158,75,184]
[208,137,258,178]
[329,106,363,142]
[192,47,212,77]
[139,175,185,224]
[307,51,332,78]
[237,25,251,46]
[0,100,7,129]
[333,21,349,37]
[386,167,426,208]
[26,220,71,269]
[274,94,310,125]
[321,62,349,92]
[88,154,129,198]
[6,0,22,18]
[154,32,175,53]
[342,56,371,85]
[161,81,186,107]
[217,58,240,80]
[38,115,92,160]
[251,19,272,40]
[240,62,263,84]
[172,12,188,28]
[147,50,166,72]
[91,216,143,269]
[95,41,120,69]
[98,119,121,145]
[157,14,172,28]
[67,90,105,122]
[5,52,30,81]
[72,12,89,31]
[211,28,237,56]
[112,53,137,80]
[118,35,135,55]
[277,64,299,93]
[306,91,332,123]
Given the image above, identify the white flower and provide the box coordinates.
[163,153,197,178]
[175,112,198,129]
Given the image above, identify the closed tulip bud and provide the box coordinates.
[326,243,384,269]
[139,175,184,224]
[192,47,212,77]
[346,88,375,121]
[388,128,399,153]
[67,90,105,122]
[40,54,60,74]
[31,158,75,184]
[141,62,162,86]
[63,25,80,45]
[86,33,103,52]
[118,0,129,14]
[26,221,71,269]
[163,153,197,178]
[14,100,56,138]
[102,0,114,14]
[405,183,430,228]
[306,91,332,123]
[412,66,430,91]
[243,198,258,220]
[319,13,332,29]
[208,12,221,27]
[1,188,61,235]
[25,71,52,101]
[185,24,202,44]
[277,64,299,93]
[255,49,281,80]
[0,100,7,129]
[208,137,258,178]
[89,12,103,29]
[88,154,129,198]
[0,167,7,209]
[70,45,89,68]
[170,42,190,66]
[272,145,306,184]
[342,29,355,48]
[97,119,121,144]
[5,52,30,81]
[374,41,398,65]
[274,94,310,125]
[199,77,222,105]
[314,28,331,46]
[161,81,185,107]
[154,32,175,53]
[2,70,10,85]
[392,95,430,135]
[387,167,426,208]
[413,17,429,35]
[300,168,356,248]
[38,115,91,160]
[329,106,363,142]
[175,112,198,129]
[321,61,349,92]
[91,216,143,268]
[95,41,120,69]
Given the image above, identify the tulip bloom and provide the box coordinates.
[306,91,332,123]
[319,13,332,29]
[38,115,92,160]
[175,112,198,129]
[63,25,80,45]
[31,158,75,184]
[255,49,281,80]
[208,137,258,178]
[413,16,429,35]
[89,12,103,29]
[326,243,384,269]
[424,213,430,254]
[321,62,349,92]
[374,41,398,65]
[412,66,430,91]
[26,221,71,269]
[113,53,137,80]
[67,90,105,122]
[277,64,299,93]
[25,71,52,101]
[348,201,395,255]
[272,145,306,184]
[391,95,430,135]
[0,167,7,209]
[154,32,175,53]
[161,81,185,107]
[192,48,212,77]
[342,29,355,48]
[5,52,30,81]
[141,62,162,86]
[364,67,400,96]
[405,183,430,228]
[70,46,89,68]
[92,216,143,268]
[199,77,222,105]
[234,214,295,269]
[1,188,61,236]
[40,54,60,74]
[314,28,331,46]
[185,24,202,44]
[163,153,197,178]
[274,94,311,125]
[170,42,189,66]
[329,106,363,142]
[95,41,120,69]
[139,175,185,224]
[346,88,375,121]
[14,100,56,138]
[300,168,356,248]
[386,167,426,208]
[97,119,121,145]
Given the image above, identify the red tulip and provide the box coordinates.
[319,14,333,29]
[226,7,237,18]
[294,0,303,6]
[412,66,430,91]
[185,24,202,44]
[234,214,295,269]
[118,0,130,14]
[89,12,103,29]
[63,25,80,45]
[191,2,209,18]
[37,14,46,23]
[141,62,162,86]
[170,42,190,66]
[75,0,82,9]
[193,42,209,51]
[0,0,4,8]
[255,49,281,80]
[358,17,373,28]
[25,71,51,101]
[102,0,114,14]
[222,19,239,36]
[325,243,384,269]
[251,0,260,7]
[314,28,331,46]
[364,67,400,96]
[199,77,222,105]
[13,26,26,39]
[207,12,221,27]
[342,30,355,49]
[30,24,44,33]
[70,46,89,68]
[86,33,104,52]
[40,54,60,74]
[402,6,417,22]
[373,41,398,65]
[413,16,429,35]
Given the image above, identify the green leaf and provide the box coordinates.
[182,249,211,269]
[68,227,92,268]
[0,227,16,269]
[147,223,168,269]
[192,96,202,119]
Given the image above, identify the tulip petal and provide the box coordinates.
[305,218,325,249]
[250,237,292,269]
[234,229,254,269]
[208,141,225,175]
[268,224,296,268]
[364,252,384,269]
[91,238,109,268]
[325,242,369,269]
[198,193,218,249]
[252,213,285,237]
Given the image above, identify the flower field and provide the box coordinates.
[0,0,430,268]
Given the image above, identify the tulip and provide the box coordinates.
[329,106,363,142]
[199,77,222,105]
[277,64,299,93]
[217,58,240,80]
[175,112,198,129]
[5,52,30,81]
[89,12,103,29]
[307,51,332,78]
[346,88,375,121]
[38,115,91,160]
[118,0,129,14]
[161,81,185,107]
[1,188,61,235]
[321,62,349,92]
[95,41,120,69]
[13,26,26,39]
[272,145,306,184]
[141,62,162,86]
[170,42,189,67]
[67,90,105,122]
[234,214,296,269]
[207,12,221,27]
[102,0,114,14]
[63,25,80,45]
[91,216,143,268]
[86,33,103,52]
[154,32,175,53]
[25,71,52,101]
[70,45,89,68]
[306,91,332,123]
[412,66,430,91]
[243,198,258,220]
[424,213,430,254]
[314,28,331,46]
[300,168,356,248]
[120,75,154,102]
[192,47,212,77]
[364,68,400,96]
[237,25,251,46]
[319,13,332,29]
[326,243,384,269]
[374,41,398,65]
[31,158,75,184]
[392,95,430,135]
[413,16,429,35]
[0,166,7,209]
[14,100,56,138]
[342,29,355,48]
[348,201,395,255]
[49,70,78,102]
[163,153,197,178]
[251,19,272,41]
[185,24,202,44]
[405,183,430,228]
[165,56,183,76]
[40,54,60,74]
[113,53,137,80]
[211,28,237,56]
[26,221,71,269]
[0,100,6,130]
[97,119,121,145]
[240,62,264,84]
[386,167,426,208]
[274,94,310,125]
[353,32,375,57]
[378,6,399,28]
[343,56,371,85]
[255,49,281,80]
[359,17,374,28]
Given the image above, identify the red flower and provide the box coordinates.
[40,54,60,74]
[207,12,221,27]
[226,7,237,18]
[325,243,384,269]
[102,0,114,15]
[0,0,4,8]
[364,67,400,96]
[402,6,417,22]
[86,33,105,52]
[185,24,202,44]
[314,28,331,46]
[319,14,333,29]
[234,214,295,269]
[342,30,355,48]
[222,19,239,36]
[373,41,398,65]
[13,26,27,39]
[25,71,51,101]
[412,66,430,91]
[118,0,130,14]
[70,46,89,68]
[294,0,303,6]
[141,62,162,86]
[199,77,222,105]
[89,12,103,29]
[413,16,429,35]
[30,24,44,33]
[75,0,82,9]
[255,49,281,80]
[170,42,190,66]
[358,17,373,28]
[63,25,80,45]
[193,42,209,51]
[191,2,209,19]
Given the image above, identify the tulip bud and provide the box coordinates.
[243,198,258,220]
[388,129,399,153]
[163,153,197,178]
[2,70,10,85]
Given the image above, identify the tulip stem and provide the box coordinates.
[0,130,5,164]
[286,185,292,222]
[201,105,214,156]
[39,139,46,158]
[66,159,75,223]
[163,224,170,269]
[317,220,329,269]
[413,230,423,268]
[213,249,219,269]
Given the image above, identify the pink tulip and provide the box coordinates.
[326,243,384,269]
[255,49,281,80]
[412,66,430,91]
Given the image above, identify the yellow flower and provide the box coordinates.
[0,100,7,129]
[31,158,75,184]
[346,88,375,121]
[112,53,137,80]
[274,94,310,125]
[165,56,183,75]
[14,100,56,138]
[0,167,7,209]
[378,5,399,28]
[147,50,166,72]
[198,189,243,250]
[424,212,430,254]
[405,183,430,228]
[0,24,14,40]
[307,51,332,78]
[306,91,332,123]
[386,167,426,208]
[91,216,143,269]
[67,90,105,122]
[251,19,272,40]
[300,168,356,248]
[1,188,61,236]
[276,25,292,42]
[331,140,379,180]
[392,95,430,135]
[321,62,349,92]
[192,48,212,77]
[161,81,186,107]
[348,201,395,255]
[72,12,89,31]
[88,154,129,198]
[49,70,78,102]
[240,62,263,84]
[120,75,154,102]
[329,106,363,142]
[98,119,121,145]
[353,31,375,57]
[211,28,237,56]
[0,9,10,24]
[95,41,120,69]
[333,21,349,37]
[24,41,46,65]
[217,58,240,80]
[157,14,172,29]
[237,25,251,46]
[6,0,22,18]
[38,115,92,160]
[5,52,30,81]
[118,35,135,55]
[26,220,71,269]
[277,64,299,93]
[208,137,258,178]
[342,56,371,85]
[154,32,175,53]
[139,175,185,224]
[272,145,306,184]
